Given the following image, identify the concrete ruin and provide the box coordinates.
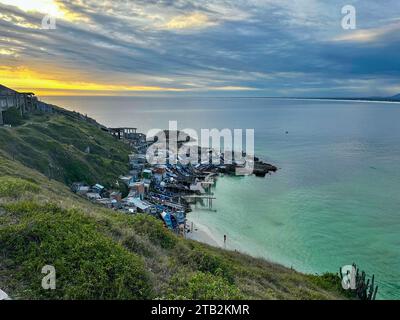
[0,84,56,125]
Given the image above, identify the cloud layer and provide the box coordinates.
[0,0,399,96]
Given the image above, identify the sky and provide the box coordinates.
[0,0,399,97]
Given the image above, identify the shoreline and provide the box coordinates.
[185,216,224,248]
[41,95,400,104]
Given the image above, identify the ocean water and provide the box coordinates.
[44,96,400,299]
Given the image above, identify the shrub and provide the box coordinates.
[178,247,234,283]
[167,272,243,300]
[122,232,154,257]
[1,114,130,187]
[0,202,153,299]
[309,272,353,298]
[131,214,177,249]
[3,107,24,126]
[0,176,39,198]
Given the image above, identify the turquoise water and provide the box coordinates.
[44,96,400,299]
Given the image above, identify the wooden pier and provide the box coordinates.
[183,195,216,210]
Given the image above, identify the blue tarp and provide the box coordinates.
[161,212,174,229]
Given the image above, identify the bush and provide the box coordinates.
[309,273,353,298]
[0,176,39,198]
[167,272,243,300]
[3,107,24,126]
[0,201,153,299]
[131,214,177,249]
[177,246,234,283]
[122,232,154,257]
[0,114,130,187]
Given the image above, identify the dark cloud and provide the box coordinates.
[0,0,399,96]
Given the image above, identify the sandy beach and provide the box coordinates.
[185,217,225,248]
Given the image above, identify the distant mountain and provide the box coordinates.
[390,94,400,100]
[263,95,400,102]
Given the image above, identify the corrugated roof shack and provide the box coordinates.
[125,197,154,214]
[130,181,145,200]
[153,165,167,183]
[71,182,90,195]
[108,127,137,140]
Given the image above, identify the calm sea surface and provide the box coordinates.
[44,96,400,299]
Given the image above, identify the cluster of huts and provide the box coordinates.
[71,125,279,235]
[0,84,276,235]
[71,147,220,235]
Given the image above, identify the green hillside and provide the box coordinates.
[0,113,130,187]
[0,113,349,300]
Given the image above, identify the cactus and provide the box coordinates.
[372,286,378,300]
[342,263,378,300]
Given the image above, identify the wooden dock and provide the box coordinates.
[183,195,216,209]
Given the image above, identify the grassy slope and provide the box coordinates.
[0,114,348,300]
[0,114,130,187]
